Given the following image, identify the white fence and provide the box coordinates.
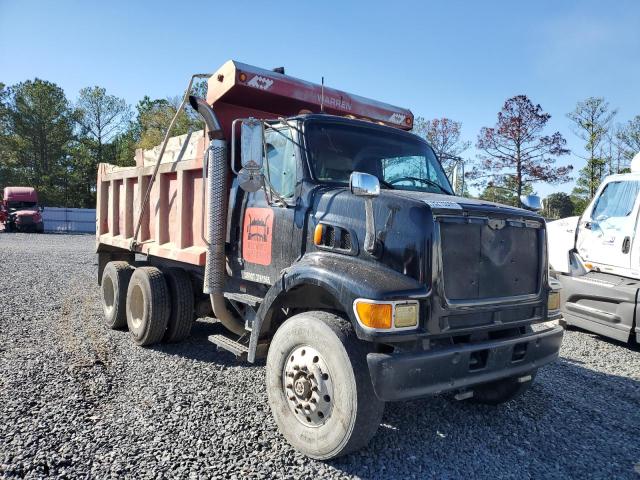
[43,207,96,233]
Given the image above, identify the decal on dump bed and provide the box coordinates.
[243,208,273,265]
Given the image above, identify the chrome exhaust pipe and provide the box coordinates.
[189,95,223,140]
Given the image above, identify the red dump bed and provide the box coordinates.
[96,60,413,266]
[206,60,414,139]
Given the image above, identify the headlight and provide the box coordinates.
[394,303,419,328]
[354,299,419,330]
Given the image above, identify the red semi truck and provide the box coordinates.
[1,187,44,233]
[96,60,563,459]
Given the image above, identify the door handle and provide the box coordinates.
[622,236,631,254]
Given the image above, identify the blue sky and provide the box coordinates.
[1,0,639,196]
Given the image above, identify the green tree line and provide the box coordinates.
[0,79,205,207]
[1,78,639,215]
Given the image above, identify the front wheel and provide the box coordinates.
[266,311,384,460]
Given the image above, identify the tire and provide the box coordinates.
[101,261,133,329]
[470,370,537,405]
[266,311,384,460]
[126,266,170,346]
[162,268,194,343]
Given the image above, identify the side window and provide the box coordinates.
[264,128,296,199]
[591,181,640,220]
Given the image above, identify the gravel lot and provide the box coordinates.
[1,233,639,479]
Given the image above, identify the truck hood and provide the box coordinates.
[310,185,544,285]
[381,190,540,218]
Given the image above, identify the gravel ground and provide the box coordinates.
[0,233,639,479]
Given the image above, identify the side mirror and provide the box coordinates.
[520,194,542,211]
[238,119,265,192]
[451,163,464,195]
[349,172,380,197]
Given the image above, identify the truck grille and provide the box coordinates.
[19,216,34,225]
[439,218,541,301]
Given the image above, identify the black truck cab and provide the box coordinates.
[223,114,563,402]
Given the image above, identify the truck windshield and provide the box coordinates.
[7,201,37,210]
[305,121,452,194]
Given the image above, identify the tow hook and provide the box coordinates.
[454,390,474,401]
[517,374,533,383]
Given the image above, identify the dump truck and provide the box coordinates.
[547,152,640,343]
[1,187,44,233]
[96,60,563,459]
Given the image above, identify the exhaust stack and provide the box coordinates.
[190,96,245,336]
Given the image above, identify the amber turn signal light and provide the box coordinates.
[239,72,247,82]
[355,302,393,329]
[313,224,324,245]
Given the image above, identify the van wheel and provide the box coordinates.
[126,267,170,346]
[470,371,537,405]
[101,261,133,329]
[162,268,194,343]
[266,311,384,460]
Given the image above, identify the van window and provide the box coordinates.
[591,181,640,220]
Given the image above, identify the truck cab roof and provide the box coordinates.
[277,113,426,140]
[3,186,38,203]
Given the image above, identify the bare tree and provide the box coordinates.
[469,95,572,200]
[76,86,131,164]
[413,117,470,175]
[617,115,640,167]
[603,129,628,174]
[567,97,617,198]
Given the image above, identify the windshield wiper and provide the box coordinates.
[402,176,450,194]
[378,178,395,189]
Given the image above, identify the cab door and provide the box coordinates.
[577,179,640,274]
[238,124,303,285]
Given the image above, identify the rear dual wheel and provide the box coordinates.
[126,267,170,346]
[100,262,194,346]
[162,268,194,343]
[101,261,134,329]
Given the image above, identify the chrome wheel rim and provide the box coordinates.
[129,284,144,329]
[102,276,115,316]
[283,345,333,427]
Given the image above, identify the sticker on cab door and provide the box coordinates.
[243,208,273,265]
